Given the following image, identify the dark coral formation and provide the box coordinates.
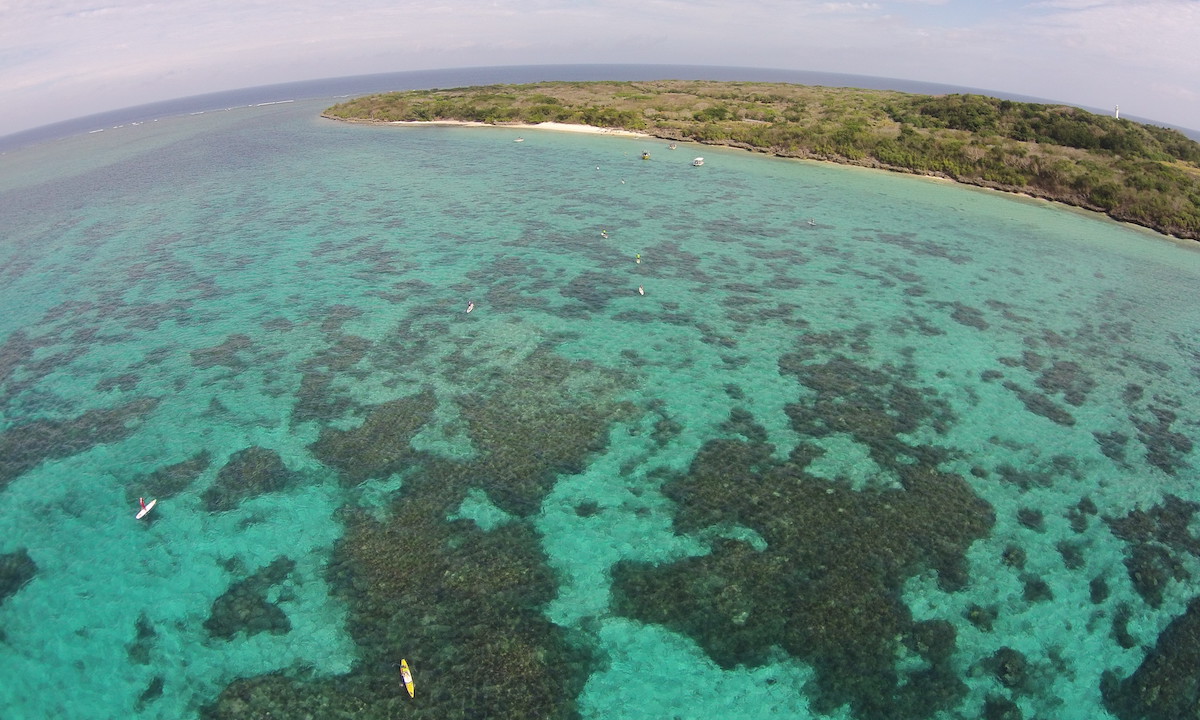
[190,333,255,370]
[1035,360,1096,407]
[607,345,990,718]
[452,350,635,516]
[984,647,1030,690]
[0,397,160,490]
[204,465,594,719]
[1111,603,1138,649]
[128,613,157,664]
[983,695,1024,720]
[1016,508,1044,531]
[1102,594,1200,720]
[1067,497,1097,533]
[612,403,993,720]
[1129,404,1194,475]
[204,557,296,640]
[1021,574,1054,603]
[966,603,998,632]
[291,307,377,424]
[991,455,1078,492]
[201,447,302,512]
[309,389,436,486]
[948,302,989,330]
[778,350,955,468]
[1106,494,1200,607]
[0,328,87,409]
[1124,545,1186,608]
[1057,540,1085,570]
[0,548,37,605]
[1001,546,1027,572]
[294,371,356,424]
[206,346,631,719]
[124,450,210,506]
[136,676,165,712]
[1001,381,1075,426]
[1093,430,1129,463]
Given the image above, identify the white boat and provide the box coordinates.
[691,157,704,167]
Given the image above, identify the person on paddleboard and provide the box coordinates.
[466,300,475,313]
[136,497,157,519]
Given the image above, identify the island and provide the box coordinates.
[324,80,1200,241]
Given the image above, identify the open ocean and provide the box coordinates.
[2,69,1200,720]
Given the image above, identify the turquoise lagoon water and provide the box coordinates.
[1,100,1199,720]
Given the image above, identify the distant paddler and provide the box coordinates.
[396,659,415,698]
[635,253,641,264]
[466,300,475,314]
[638,286,645,296]
[136,497,157,519]
[600,229,608,239]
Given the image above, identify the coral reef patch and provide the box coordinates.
[1102,594,1200,720]
[124,450,211,506]
[309,389,437,487]
[1129,404,1194,475]
[612,404,994,719]
[1001,381,1075,426]
[1105,494,1200,608]
[201,447,302,512]
[204,557,296,639]
[454,350,635,516]
[190,333,256,370]
[0,397,160,491]
[127,612,157,664]
[203,455,595,719]
[205,346,632,718]
[0,547,37,605]
[778,349,955,468]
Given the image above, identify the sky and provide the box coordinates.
[2,0,1199,137]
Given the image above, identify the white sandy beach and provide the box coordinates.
[389,119,650,137]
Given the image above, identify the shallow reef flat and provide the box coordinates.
[0,98,1198,720]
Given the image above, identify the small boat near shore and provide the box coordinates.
[692,157,704,167]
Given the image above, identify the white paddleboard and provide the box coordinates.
[136,498,157,519]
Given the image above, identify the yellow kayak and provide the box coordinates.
[399,659,414,698]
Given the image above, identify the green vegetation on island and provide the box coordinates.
[324,80,1200,240]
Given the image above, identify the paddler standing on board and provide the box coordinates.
[136,497,157,519]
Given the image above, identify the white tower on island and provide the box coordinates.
[1114,105,1120,119]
